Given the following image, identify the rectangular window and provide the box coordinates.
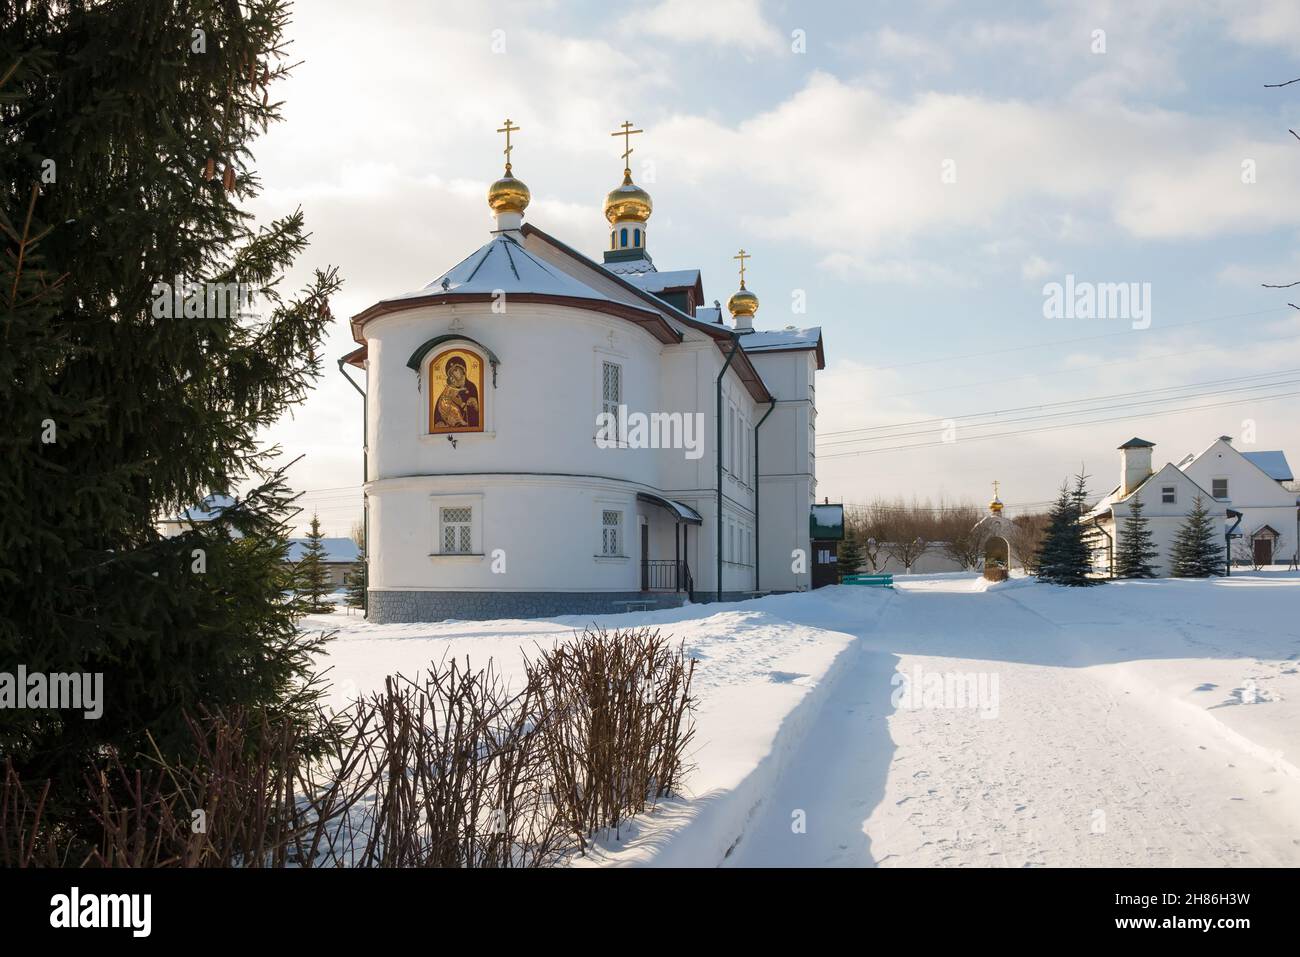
[1161,486,1176,504]
[440,506,473,554]
[1212,478,1229,500]
[741,422,749,484]
[601,509,622,556]
[727,406,736,472]
[602,361,622,439]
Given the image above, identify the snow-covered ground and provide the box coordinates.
[307,571,1300,867]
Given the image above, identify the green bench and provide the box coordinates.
[841,573,894,588]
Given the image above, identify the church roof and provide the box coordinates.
[740,326,826,369]
[624,269,701,293]
[350,231,682,346]
[602,256,657,276]
[389,234,612,303]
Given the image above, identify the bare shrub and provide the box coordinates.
[1,759,61,867]
[337,661,565,868]
[527,627,696,851]
[2,627,698,868]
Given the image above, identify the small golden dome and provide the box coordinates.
[727,285,759,318]
[989,498,1004,514]
[488,171,530,214]
[604,169,652,224]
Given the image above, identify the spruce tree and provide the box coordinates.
[2,1,340,796]
[297,514,335,613]
[1170,495,1224,577]
[343,560,366,611]
[343,522,366,611]
[1035,479,1101,586]
[1115,491,1159,579]
[837,534,864,579]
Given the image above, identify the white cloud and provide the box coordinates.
[1021,255,1061,281]
[625,0,785,54]
[654,73,1300,254]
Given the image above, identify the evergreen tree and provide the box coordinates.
[1072,468,1104,575]
[1115,491,1159,579]
[1,1,340,797]
[1170,495,1224,577]
[343,523,366,611]
[837,534,864,579]
[296,514,335,613]
[343,560,366,611]
[1035,479,1102,586]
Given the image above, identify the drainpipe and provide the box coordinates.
[753,396,776,593]
[716,332,740,601]
[1225,508,1242,577]
[1092,514,1113,578]
[337,357,368,615]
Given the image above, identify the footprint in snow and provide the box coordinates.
[767,670,809,684]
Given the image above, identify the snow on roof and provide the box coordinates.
[387,235,614,303]
[1242,450,1294,482]
[740,326,823,351]
[286,537,361,563]
[166,493,236,523]
[694,305,723,324]
[602,256,657,276]
[624,269,700,293]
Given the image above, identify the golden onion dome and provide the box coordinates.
[989,497,1004,514]
[727,285,759,318]
[488,171,530,215]
[604,169,652,224]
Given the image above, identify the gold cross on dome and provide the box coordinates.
[611,120,643,171]
[734,249,750,287]
[497,118,520,172]
[992,479,1000,498]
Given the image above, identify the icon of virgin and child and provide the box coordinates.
[430,349,483,432]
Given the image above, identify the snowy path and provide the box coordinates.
[726,579,1300,867]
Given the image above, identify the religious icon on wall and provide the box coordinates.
[429,348,483,433]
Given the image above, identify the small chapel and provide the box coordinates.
[343,120,826,622]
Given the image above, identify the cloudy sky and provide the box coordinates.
[248,0,1300,534]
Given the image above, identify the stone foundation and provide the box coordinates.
[367,590,690,624]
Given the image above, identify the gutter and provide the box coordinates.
[337,357,368,615]
[716,332,741,601]
[1225,508,1243,577]
[753,396,776,593]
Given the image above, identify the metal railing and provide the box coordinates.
[642,559,691,594]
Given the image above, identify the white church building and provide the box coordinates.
[342,122,825,622]
[1089,435,1298,576]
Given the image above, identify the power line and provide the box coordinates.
[818,388,1300,459]
[825,332,1300,405]
[816,369,1294,447]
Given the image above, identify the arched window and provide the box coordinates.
[633,228,641,247]
[620,227,628,248]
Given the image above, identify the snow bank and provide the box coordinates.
[309,587,891,866]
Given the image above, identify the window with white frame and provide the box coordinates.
[1161,486,1176,504]
[1212,478,1229,500]
[601,509,623,556]
[440,506,473,554]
